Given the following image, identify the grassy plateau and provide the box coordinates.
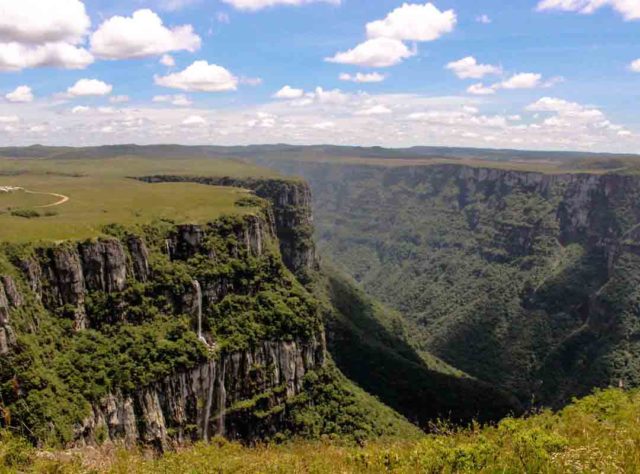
[0,156,275,242]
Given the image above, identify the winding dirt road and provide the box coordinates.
[24,190,70,208]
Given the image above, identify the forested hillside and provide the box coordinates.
[250,158,640,407]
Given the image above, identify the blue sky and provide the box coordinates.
[0,0,639,152]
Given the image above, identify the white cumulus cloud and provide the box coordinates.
[91,9,201,60]
[366,2,456,41]
[0,42,93,71]
[446,56,502,79]
[537,0,640,21]
[466,72,560,94]
[326,38,415,68]
[221,0,340,11]
[67,79,113,97]
[339,72,386,83]
[0,0,90,44]
[313,87,349,105]
[273,86,305,99]
[526,97,604,120]
[498,72,543,89]
[630,59,640,72]
[467,83,496,95]
[313,121,336,130]
[0,0,93,71]
[154,60,238,92]
[5,85,34,103]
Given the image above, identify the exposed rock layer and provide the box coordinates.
[76,338,325,449]
[137,176,318,282]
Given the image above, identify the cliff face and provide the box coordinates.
[248,159,640,406]
[77,338,324,449]
[13,214,275,331]
[0,276,19,354]
[0,191,326,446]
[137,176,318,283]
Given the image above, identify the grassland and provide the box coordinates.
[0,156,278,242]
[254,153,638,175]
[0,387,637,473]
[0,189,55,210]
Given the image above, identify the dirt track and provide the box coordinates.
[24,190,70,208]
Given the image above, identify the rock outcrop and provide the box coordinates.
[126,236,150,282]
[137,176,318,282]
[80,240,128,294]
[0,276,20,354]
[14,213,276,330]
[76,338,325,449]
[40,245,87,330]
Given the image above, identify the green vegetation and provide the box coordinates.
[254,158,640,410]
[0,154,278,242]
[0,177,258,242]
[9,209,41,219]
[5,144,640,463]
[311,266,519,427]
[0,211,326,444]
[0,189,54,211]
[1,387,638,473]
[268,364,420,443]
[0,148,429,449]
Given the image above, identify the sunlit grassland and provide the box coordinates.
[0,156,277,242]
[0,155,278,180]
[0,189,54,210]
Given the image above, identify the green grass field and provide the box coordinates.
[0,156,278,243]
[0,189,56,210]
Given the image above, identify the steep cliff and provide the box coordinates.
[248,158,640,407]
[77,338,324,449]
[0,174,423,448]
[137,176,318,283]
[0,192,331,446]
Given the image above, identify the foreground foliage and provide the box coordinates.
[0,388,637,473]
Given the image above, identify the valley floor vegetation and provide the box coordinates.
[0,387,637,473]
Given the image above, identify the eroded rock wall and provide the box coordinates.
[76,338,324,449]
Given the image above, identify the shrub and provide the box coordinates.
[10,209,40,219]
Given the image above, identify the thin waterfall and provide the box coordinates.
[203,361,215,442]
[165,239,172,259]
[217,359,227,436]
[192,279,207,344]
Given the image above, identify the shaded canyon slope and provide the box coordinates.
[248,158,640,407]
[137,175,522,427]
